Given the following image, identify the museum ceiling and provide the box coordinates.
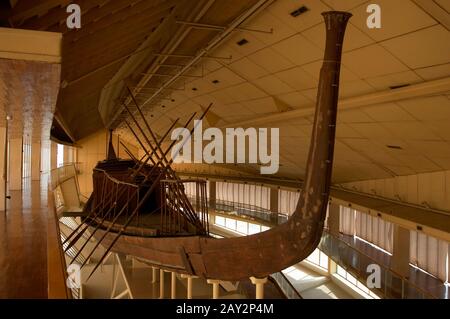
[2,0,450,183]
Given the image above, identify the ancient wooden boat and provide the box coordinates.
[64,11,352,281]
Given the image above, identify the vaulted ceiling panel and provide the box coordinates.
[5,0,450,184]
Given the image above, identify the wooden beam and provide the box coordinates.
[61,7,169,56]
[62,24,155,64]
[19,0,110,31]
[222,76,450,128]
[412,0,450,31]
[65,0,174,43]
[9,0,70,26]
[0,27,62,63]
[45,0,142,34]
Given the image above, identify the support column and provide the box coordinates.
[328,258,337,275]
[209,181,216,209]
[171,272,177,299]
[63,145,70,164]
[0,127,6,211]
[207,279,221,299]
[151,267,158,298]
[159,269,165,299]
[250,276,267,299]
[181,274,198,299]
[9,138,22,191]
[269,187,278,223]
[391,225,410,278]
[327,202,340,236]
[151,267,158,284]
[50,141,57,170]
[31,141,41,180]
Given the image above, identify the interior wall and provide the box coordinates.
[40,140,51,173]
[77,130,107,197]
[64,145,75,164]
[22,135,31,178]
[50,142,57,170]
[340,170,450,212]
[111,134,138,161]
[9,138,22,190]
[0,127,6,211]
[77,130,139,196]
[31,141,41,180]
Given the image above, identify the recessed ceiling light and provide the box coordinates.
[290,6,308,17]
[150,114,154,118]
[192,87,198,91]
[161,105,166,108]
[237,38,248,46]
[212,80,220,84]
[389,84,410,90]
[386,145,403,150]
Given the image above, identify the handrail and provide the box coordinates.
[196,193,437,299]
[270,272,303,299]
[206,200,303,299]
[47,186,72,299]
[187,195,288,225]
[50,163,78,190]
[48,163,84,299]
[319,230,436,299]
[162,178,207,184]
[94,168,139,188]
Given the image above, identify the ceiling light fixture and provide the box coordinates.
[389,84,410,90]
[386,145,403,150]
[290,6,309,17]
[237,38,248,46]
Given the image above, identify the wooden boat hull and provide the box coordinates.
[95,217,321,281]
[87,11,352,282]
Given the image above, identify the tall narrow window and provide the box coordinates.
[57,144,64,167]
[22,135,32,179]
[410,231,449,283]
[40,140,51,173]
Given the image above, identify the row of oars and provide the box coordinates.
[65,112,194,270]
[63,85,212,280]
[61,116,184,254]
[84,98,213,280]
[62,113,194,266]
[123,86,206,232]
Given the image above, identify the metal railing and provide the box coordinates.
[48,164,81,299]
[187,195,289,225]
[61,233,87,265]
[199,197,302,299]
[190,193,439,299]
[50,163,78,191]
[270,272,303,299]
[319,231,436,299]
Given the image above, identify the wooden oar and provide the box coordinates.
[85,104,213,280]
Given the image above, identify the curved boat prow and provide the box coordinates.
[88,11,353,282]
[196,11,353,280]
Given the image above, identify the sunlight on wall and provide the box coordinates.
[57,143,64,167]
